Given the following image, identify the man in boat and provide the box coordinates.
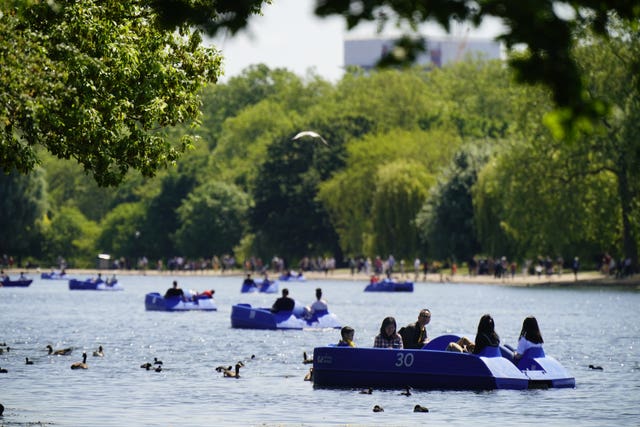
[164,280,185,299]
[271,288,295,312]
[243,273,257,288]
[399,309,431,349]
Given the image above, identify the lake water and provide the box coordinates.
[1,274,639,426]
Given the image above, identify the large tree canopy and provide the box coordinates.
[1,0,222,186]
[3,1,638,186]
[145,0,640,138]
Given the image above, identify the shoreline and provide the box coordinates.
[8,267,640,288]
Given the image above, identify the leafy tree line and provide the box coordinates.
[1,4,638,272]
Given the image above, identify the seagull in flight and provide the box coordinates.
[292,131,329,146]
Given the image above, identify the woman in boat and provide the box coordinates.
[373,316,403,349]
[472,314,500,354]
[514,316,544,359]
[446,314,499,354]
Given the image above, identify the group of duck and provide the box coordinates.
[140,358,164,372]
[0,344,109,372]
[303,350,430,414]
[2,342,432,415]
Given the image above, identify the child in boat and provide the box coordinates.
[338,326,356,347]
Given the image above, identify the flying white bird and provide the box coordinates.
[292,131,329,146]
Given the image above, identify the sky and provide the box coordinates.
[210,0,506,83]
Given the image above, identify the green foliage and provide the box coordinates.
[1,0,222,186]
[135,171,198,260]
[250,132,342,263]
[371,160,434,259]
[319,128,459,256]
[174,181,251,257]
[3,14,639,270]
[0,167,46,257]
[334,69,435,133]
[471,23,640,265]
[42,205,99,268]
[96,202,146,260]
[417,144,493,261]
[313,1,640,138]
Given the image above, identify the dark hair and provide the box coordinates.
[476,313,499,344]
[520,316,544,344]
[282,288,289,296]
[341,326,354,338]
[379,316,397,338]
[316,288,322,299]
[477,314,495,335]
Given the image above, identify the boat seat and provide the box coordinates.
[516,346,546,370]
[476,345,502,358]
[521,346,545,358]
[422,334,462,351]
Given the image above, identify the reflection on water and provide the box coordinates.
[1,275,638,426]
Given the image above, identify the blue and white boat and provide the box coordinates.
[69,277,122,291]
[311,334,574,390]
[145,292,217,311]
[1,277,33,287]
[241,278,278,294]
[230,303,341,330]
[364,278,413,292]
[278,272,306,282]
[41,271,69,280]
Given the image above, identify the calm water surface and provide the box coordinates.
[1,274,639,426]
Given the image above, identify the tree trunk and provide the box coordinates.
[617,159,639,273]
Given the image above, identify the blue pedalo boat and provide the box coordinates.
[364,278,413,292]
[312,334,574,390]
[241,279,278,294]
[69,278,122,290]
[41,271,69,280]
[230,302,341,330]
[1,277,33,287]
[145,292,217,311]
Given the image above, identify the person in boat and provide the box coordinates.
[369,275,380,285]
[164,280,185,299]
[448,314,499,354]
[106,274,117,286]
[399,309,431,349]
[196,289,215,299]
[337,326,356,347]
[19,271,27,280]
[472,314,500,354]
[243,273,257,288]
[260,272,272,291]
[513,316,544,359]
[305,288,328,317]
[373,316,403,349]
[271,288,295,313]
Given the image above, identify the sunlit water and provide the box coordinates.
[1,274,639,426]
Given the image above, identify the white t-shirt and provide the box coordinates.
[310,299,328,312]
[516,336,543,355]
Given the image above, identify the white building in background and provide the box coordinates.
[344,36,502,70]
